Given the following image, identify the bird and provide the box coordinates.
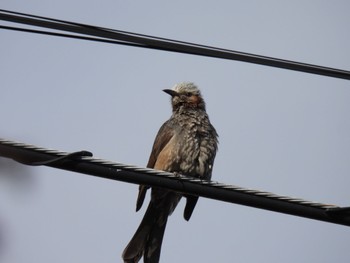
[122,82,218,263]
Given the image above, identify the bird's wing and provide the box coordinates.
[136,120,175,211]
[184,126,218,221]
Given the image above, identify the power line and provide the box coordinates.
[0,138,349,227]
[1,9,350,80]
[0,25,148,49]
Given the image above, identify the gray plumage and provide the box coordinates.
[122,82,218,263]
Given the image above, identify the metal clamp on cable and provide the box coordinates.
[22,150,93,166]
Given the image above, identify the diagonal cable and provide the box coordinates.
[0,25,148,48]
[0,9,350,80]
[0,138,349,227]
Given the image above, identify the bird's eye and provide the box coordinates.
[186,92,192,97]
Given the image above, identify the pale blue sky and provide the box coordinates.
[1,1,350,263]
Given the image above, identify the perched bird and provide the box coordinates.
[122,82,218,263]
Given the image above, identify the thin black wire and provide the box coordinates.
[0,25,148,49]
[0,138,349,227]
[0,25,216,54]
[1,9,350,80]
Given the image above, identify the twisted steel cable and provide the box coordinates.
[0,138,349,226]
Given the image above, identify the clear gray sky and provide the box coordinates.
[1,1,350,263]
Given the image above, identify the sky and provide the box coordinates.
[1,1,350,263]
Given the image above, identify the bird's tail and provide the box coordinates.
[122,201,168,263]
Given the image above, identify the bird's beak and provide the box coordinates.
[163,89,179,97]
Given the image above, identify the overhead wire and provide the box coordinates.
[0,138,349,227]
[1,9,350,80]
[0,25,147,48]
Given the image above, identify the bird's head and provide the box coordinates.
[163,82,206,111]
